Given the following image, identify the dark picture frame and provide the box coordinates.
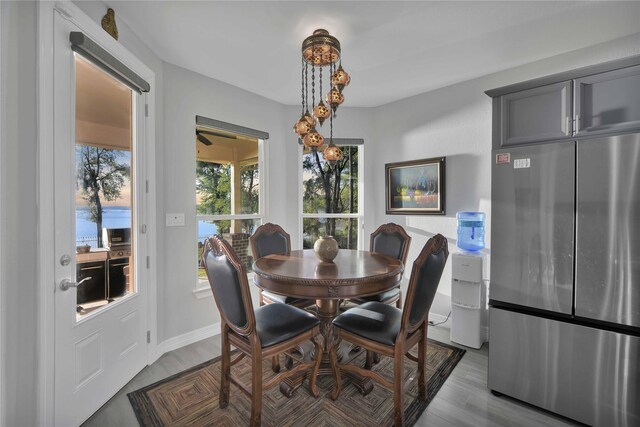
[385,157,446,215]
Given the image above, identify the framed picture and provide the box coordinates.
[385,157,446,215]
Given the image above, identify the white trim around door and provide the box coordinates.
[37,2,157,425]
[0,2,4,425]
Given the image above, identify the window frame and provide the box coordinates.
[299,141,364,251]
[194,135,266,297]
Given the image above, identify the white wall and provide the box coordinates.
[161,63,295,340]
[1,2,39,426]
[371,31,640,322]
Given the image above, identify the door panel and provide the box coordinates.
[489,308,640,426]
[576,134,640,328]
[491,142,575,314]
[500,81,572,146]
[53,12,147,426]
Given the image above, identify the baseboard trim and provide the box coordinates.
[154,322,220,361]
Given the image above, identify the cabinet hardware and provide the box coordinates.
[110,262,128,267]
[80,265,103,271]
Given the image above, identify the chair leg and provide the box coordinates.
[393,344,404,427]
[365,350,374,370]
[329,343,342,400]
[250,347,263,427]
[259,290,265,306]
[271,355,280,373]
[308,336,322,397]
[219,325,230,409]
[418,326,427,400]
[396,290,402,308]
[285,354,294,370]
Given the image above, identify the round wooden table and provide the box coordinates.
[253,249,403,395]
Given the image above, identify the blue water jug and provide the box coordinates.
[456,212,485,252]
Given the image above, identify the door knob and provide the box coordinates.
[59,277,92,291]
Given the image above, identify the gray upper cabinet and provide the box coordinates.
[499,81,572,146]
[574,64,640,136]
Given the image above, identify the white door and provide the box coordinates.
[53,12,148,426]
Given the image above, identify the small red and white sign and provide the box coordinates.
[496,153,510,164]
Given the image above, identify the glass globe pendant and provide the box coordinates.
[303,127,324,150]
[331,65,350,92]
[314,101,331,126]
[326,87,344,113]
[293,115,312,136]
[293,109,316,137]
[323,140,343,165]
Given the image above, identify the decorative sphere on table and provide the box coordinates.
[314,236,339,262]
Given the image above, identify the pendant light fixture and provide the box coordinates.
[293,29,350,166]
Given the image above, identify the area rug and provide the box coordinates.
[128,339,465,426]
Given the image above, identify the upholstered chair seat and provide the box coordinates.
[254,303,319,348]
[333,302,402,346]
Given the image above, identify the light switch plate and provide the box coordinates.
[166,213,185,227]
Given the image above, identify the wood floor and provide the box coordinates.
[83,325,580,427]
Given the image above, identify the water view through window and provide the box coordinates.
[74,54,135,316]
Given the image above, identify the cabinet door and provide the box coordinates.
[500,81,572,146]
[76,261,106,304]
[575,65,640,136]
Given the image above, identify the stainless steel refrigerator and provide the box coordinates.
[489,134,640,426]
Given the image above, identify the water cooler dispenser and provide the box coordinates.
[450,253,486,348]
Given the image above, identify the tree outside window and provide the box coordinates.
[76,145,130,247]
[302,145,360,249]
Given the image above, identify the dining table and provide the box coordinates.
[252,248,404,396]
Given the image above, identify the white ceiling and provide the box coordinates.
[110,1,640,107]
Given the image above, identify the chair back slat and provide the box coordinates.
[370,223,411,266]
[249,223,291,259]
[202,236,255,336]
[401,234,449,332]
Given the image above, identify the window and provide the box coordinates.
[195,126,264,289]
[74,55,137,316]
[301,142,362,249]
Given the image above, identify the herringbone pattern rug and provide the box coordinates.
[128,339,464,426]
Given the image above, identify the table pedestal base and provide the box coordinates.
[279,299,374,397]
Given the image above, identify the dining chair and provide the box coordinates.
[349,223,411,368]
[202,236,322,427]
[250,223,315,310]
[351,223,411,308]
[249,223,316,372]
[330,234,449,427]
